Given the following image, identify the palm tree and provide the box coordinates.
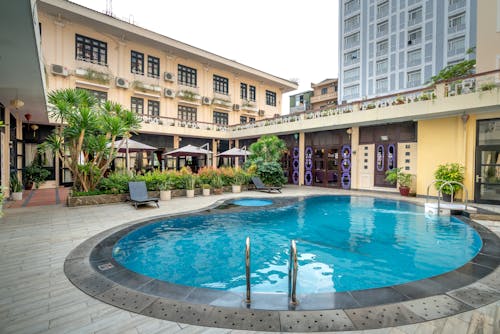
[43,89,141,192]
[248,135,286,163]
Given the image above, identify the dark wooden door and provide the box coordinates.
[374,143,397,187]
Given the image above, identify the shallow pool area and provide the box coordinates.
[112,196,481,294]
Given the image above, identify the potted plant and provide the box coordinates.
[385,168,413,196]
[434,163,465,201]
[24,162,50,189]
[231,170,247,193]
[202,183,211,196]
[10,172,23,201]
[159,179,174,201]
[185,174,197,198]
[211,175,224,195]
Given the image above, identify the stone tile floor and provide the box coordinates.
[0,186,499,333]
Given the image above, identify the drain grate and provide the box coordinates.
[447,282,500,308]
[401,294,472,320]
[97,285,156,312]
[279,310,355,332]
[345,304,424,330]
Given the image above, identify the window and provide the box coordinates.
[240,116,247,124]
[448,36,465,56]
[147,55,160,78]
[407,70,421,87]
[344,67,360,83]
[240,83,248,99]
[408,29,422,46]
[344,84,359,98]
[249,85,256,101]
[377,1,389,18]
[213,111,228,125]
[178,64,197,87]
[408,7,423,26]
[321,87,328,95]
[148,100,159,117]
[266,90,276,106]
[344,32,360,49]
[131,51,144,74]
[376,40,389,56]
[249,117,256,123]
[178,105,197,121]
[344,49,360,66]
[75,34,107,65]
[78,88,107,105]
[131,97,144,114]
[213,75,229,95]
[344,0,360,15]
[344,14,360,32]
[377,21,389,37]
[448,13,466,34]
[449,0,466,12]
[407,49,421,66]
[376,59,388,75]
[376,78,388,94]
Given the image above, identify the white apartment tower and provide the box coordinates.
[338,0,477,102]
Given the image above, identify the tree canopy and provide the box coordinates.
[43,88,141,192]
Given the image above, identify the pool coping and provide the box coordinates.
[64,195,500,332]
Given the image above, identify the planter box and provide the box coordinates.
[12,192,23,201]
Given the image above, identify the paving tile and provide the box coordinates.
[344,304,424,330]
[96,285,157,313]
[447,282,500,308]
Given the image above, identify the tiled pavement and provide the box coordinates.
[4,187,70,208]
[0,186,499,333]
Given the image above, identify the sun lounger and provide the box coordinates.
[251,177,282,193]
[128,181,159,209]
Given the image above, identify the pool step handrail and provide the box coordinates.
[425,180,468,215]
[245,236,251,305]
[288,239,299,306]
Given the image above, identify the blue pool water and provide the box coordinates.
[233,199,273,206]
[112,196,482,293]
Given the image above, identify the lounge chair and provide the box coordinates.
[251,177,282,193]
[128,181,159,209]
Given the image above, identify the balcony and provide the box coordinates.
[448,47,465,57]
[311,92,338,104]
[344,1,360,16]
[241,100,258,113]
[448,23,466,35]
[408,16,422,27]
[449,0,466,12]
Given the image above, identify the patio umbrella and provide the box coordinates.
[216,147,252,157]
[107,138,157,172]
[163,144,212,157]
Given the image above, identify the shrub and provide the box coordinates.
[98,171,130,194]
[256,161,286,186]
[434,163,465,195]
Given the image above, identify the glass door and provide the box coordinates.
[475,119,500,204]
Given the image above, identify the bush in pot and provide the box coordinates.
[385,168,413,196]
[231,169,247,193]
[185,174,197,198]
[10,172,23,201]
[202,183,211,196]
[434,163,464,201]
[159,179,174,201]
[24,162,50,189]
[211,174,224,195]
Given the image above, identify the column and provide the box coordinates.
[350,126,360,189]
[2,108,11,196]
[212,138,218,168]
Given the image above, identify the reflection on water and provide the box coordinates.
[113,196,482,293]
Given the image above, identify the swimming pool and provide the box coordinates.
[112,196,482,294]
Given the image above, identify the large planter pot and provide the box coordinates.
[442,193,455,202]
[12,191,23,201]
[186,189,195,198]
[160,190,171,201]
[398,186,410,196]
[232,185,242,193]
[213,188,223,195]
[202,188,210,196]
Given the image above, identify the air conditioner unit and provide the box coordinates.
[258,109,265,116]
[164,72,175,82]
[233,104,241,111]
[115,77,129,89]
[202,96,211,105]
[164,88,175,98]
[50,64,69,77]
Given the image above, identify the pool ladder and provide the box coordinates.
[244,237,299,306]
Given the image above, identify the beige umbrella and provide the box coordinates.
[163,144,212,157]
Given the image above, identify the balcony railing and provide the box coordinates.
[310,92,338,104]
[344,1,360,16]
[449,0,466,12]
[448,23,466,34]
[448,47,465,57]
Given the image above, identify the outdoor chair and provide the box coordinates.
[128,181,159,209]
[251,177,282,193]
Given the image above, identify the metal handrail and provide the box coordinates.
[288,240,298,306]
[426,180,468,215]
[245,236,251,305]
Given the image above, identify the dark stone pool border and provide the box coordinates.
[64,196,500,332]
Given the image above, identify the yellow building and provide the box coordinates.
[1,0,500,205]
[310,79,338,111]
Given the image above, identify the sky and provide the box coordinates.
[70,0,339,114]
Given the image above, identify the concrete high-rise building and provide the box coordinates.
[338,0,477,102]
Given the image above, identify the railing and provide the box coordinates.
[449,0,466,12]
[288,240,298,306]
[245,237,251,304]
[426,180,469,215]
[448,23,466,35]
[310,92,338,103]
